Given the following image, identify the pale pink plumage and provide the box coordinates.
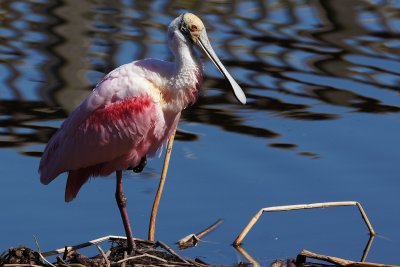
[39,55,202,202]
[39,12,245,207]
[39,13,246,252]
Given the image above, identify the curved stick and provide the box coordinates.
[233,201,376,246]
[148,129,177,241]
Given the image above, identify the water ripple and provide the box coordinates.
[1,0,399,153]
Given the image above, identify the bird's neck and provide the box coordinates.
[165,45,203,111]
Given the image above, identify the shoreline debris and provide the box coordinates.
[1,236,209,267]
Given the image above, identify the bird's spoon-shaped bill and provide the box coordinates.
[196,30,247,105]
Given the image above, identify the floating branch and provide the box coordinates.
[296,249,400,267]
[233,201,376,246]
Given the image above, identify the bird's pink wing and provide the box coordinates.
[39,64,168,185]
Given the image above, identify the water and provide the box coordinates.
[1,0,400,265]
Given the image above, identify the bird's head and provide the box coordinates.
[168,13,247,104]
[179,13,204,43]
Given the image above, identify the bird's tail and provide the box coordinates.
[65,169,92,202]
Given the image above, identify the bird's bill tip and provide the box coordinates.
[231,82,247,104]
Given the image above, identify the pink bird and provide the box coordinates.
[39,13,246,253]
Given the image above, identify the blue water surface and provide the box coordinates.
[1,1,400,266]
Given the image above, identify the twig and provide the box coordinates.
[3,265,43,267]
[56,256,66,265]
[167,260,201,266]
[105,249,111,258]
[233,201,376,246]
[121,250,127,267]
[196,218,223,239]
[62,246,68,260]
[95,244,110,267]
[148,128,177,241]
[33,235,56,267]
[42,235,139,257]
[156,240,190,264]
[297,249,400,267]
[141,253,168,263]
[297,249,352,265]
[186,259,211,267]
[115,253,168,264]
[355,202,376,235]
[109,235,154,245]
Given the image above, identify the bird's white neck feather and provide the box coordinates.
[165,42,203,111]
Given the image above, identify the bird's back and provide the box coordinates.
[39,60,182,201]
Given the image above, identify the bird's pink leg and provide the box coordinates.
[115,170,136,253]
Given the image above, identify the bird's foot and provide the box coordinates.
[126,237,136,255]
[128,156,147,173]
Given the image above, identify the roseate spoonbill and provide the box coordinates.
[39,13,246,253]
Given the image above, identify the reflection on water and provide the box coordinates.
[2,0,399,152]
[1,0,400,264]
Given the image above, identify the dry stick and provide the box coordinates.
[105,250,112,259]
[233,201,376,246]
[186,259,211,267]
[42,235,116,257]
[62,246,68,260]
[121,251,127,267]
[298,249,400,267]
[33,235,56,267]
[95,244,110,267]
[56,256,67,265]
[42,235,136,257]
[196,218,223,239]
[298,250,352,265]
[157,240,190,264]
[116,253,168,264]
[148,128,177,241]
[109,236,155,245]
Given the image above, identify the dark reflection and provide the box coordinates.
[298,152,320,159]
[183,104,279,139]
[1,0,400,151]
[313,88,400,113]
[269,143,298,150]
[0,100,65,148]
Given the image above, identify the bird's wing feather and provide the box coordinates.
[39,62,167,184]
